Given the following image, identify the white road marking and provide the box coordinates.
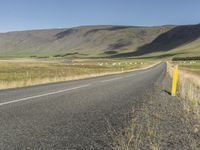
[100,69,151,82]
[126,69,152,77]
[0,84,90,106]
[100,77,123,83]
[126,74,136,77]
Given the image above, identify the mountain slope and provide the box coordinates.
[0,25,174,57]
[136,24,200,56]
[0,24,200,58]
[112,24,200,58]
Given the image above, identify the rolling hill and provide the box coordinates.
[0,24,200,58]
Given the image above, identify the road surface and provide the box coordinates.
[0,62,166,150]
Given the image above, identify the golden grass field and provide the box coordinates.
[0,58,155,89]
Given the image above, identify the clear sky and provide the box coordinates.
[0,0,199,32]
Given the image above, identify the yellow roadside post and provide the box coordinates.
[171,65,179,96]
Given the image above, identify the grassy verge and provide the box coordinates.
[167,61,200,143]
[111,73,200,150]
[168,61,200,109]
[0,58,156,90]
[110,62,200,150]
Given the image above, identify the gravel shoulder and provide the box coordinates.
[113,73,200,150]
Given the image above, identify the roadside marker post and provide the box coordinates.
[171,65,179,96]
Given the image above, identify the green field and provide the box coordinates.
[176,61,200,75]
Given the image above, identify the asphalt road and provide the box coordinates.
[0,62,166,150]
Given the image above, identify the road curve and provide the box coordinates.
[0,62,166,150]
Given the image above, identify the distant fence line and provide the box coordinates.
[172,56,200,61]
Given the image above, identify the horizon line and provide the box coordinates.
[0,23,199,33]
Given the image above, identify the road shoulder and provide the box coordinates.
[112,74,200,150]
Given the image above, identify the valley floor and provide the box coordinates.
[0,58,154,90]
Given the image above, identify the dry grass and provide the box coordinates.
[167,62,200,137]
[167,62,200,101]
[111,100,162,150]
[0,59,156,90]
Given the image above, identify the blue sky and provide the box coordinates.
[0,0,199,32]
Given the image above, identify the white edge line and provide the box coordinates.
[100,77,123,83]
[0,84,90,106]
[126,74,136,77]
[126,68,152,77]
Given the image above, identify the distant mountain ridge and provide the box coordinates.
[0,24,199,58]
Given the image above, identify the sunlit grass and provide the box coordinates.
[0,59,155,89]
[168,62,200,141]
[178,61,200,75]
